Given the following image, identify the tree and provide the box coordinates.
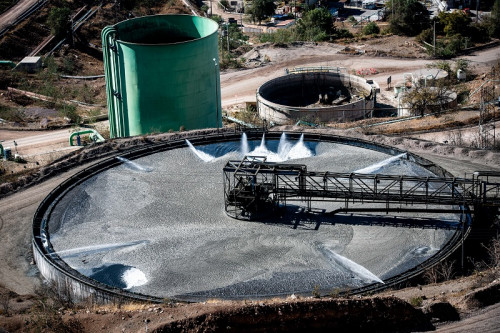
[219,0,230,10]
[402,80,451,117]
[210,14,223,24]
[228,23,249,49]
[47,7,71,38]
[483,0,500,38]
[246,0,276,25]
[402,86,436,117]
[438,11,472,36]
[363,22,380,35]
[220,23,249,52]
[388,0,430,36]
[296,7,336,41]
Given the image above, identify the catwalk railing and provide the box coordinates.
[223,158,500,220]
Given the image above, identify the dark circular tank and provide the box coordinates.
[257,72,377,124]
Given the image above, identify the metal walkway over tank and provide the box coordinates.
[223,156,500,223]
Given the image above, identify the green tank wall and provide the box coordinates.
[102,15,221,138]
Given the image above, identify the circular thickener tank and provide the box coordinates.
[257,72,376,125]
[33,132,464,303]
[102,15,222,138]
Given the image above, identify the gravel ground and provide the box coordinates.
[47,137,456,300]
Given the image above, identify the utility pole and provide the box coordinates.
[476,0,479,23]
[433,20,436,57]
[70,17,74,47]
[220,24,224,57]
[461,211,465,272]
[226,23,229,54]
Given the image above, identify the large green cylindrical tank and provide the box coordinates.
[102,15,221,138]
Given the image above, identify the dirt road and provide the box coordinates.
[437,303,500,332]
[0,164,89,294]
[0,0,40,33]
[0,128,71,151]
[220,43,500,109]
[220,48,430,108]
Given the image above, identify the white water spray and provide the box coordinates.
[277,132,293,160]
[122,267,148,289]
[116,156,153,172]
[185,139,215,162]
[53,240,149,258]
[285,134,313,160]
[247,133,314,162]
[240,133,249,156]
[323,248,384,284]
[354,153,407,174]
[250,133,273,157]
[186,133,314,162]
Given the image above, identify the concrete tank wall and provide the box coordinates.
[257,73,375,125]
[33,242,117,304]
[102,15,221,138]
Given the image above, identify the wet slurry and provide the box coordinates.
[47,136,457,300]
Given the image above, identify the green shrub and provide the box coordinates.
[336,28,354,39]
[329,288,341,298]
[312,285,321,298]
[433,35,463,58]
[78,83,94,104]
[468,23,490,43]
[0,104,24,122]
[410,296,423,307]
[58,104,81,124]
[210,15,223,24]
[363,22,380,35]
[443,34,463,56]
[60,56,76,75]
[47,7,71,37]
[259,28,298,43]
[219,53,244,70]
[416,28,433,44]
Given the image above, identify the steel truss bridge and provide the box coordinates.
[223,156,500,226]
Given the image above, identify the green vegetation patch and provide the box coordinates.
[0,103,24,122]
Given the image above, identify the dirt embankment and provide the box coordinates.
[153,297,433,332]
[2,282,499,332]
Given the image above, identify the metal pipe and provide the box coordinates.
[0,60,16,68]
[101,26,120,138]
[69,129,105,146]
[223,115,257,128]
[213,58,220,131]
